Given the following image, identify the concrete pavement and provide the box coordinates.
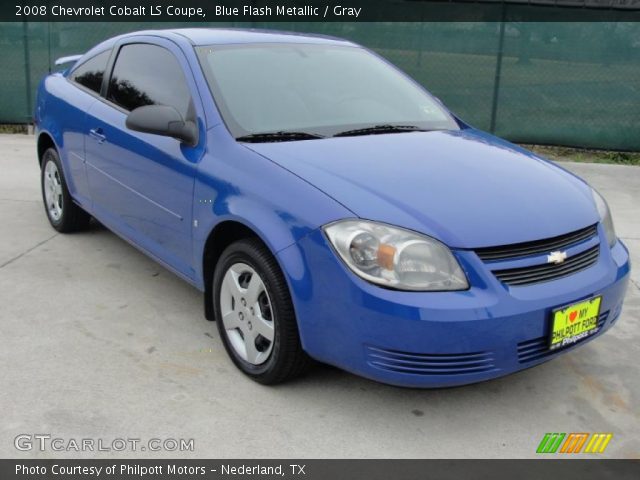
[0,134,638,458]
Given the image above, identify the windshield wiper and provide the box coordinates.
[333,124,427,137]
[236,131,324,143]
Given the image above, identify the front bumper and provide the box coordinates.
[277,228,631,388]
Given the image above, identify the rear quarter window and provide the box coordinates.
[69,50,110,94]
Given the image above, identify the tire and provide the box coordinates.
[213,238,311,384]
[40,147,90,232]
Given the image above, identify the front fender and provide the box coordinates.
[192,127,353,289]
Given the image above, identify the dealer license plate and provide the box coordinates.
[549,296,602,351]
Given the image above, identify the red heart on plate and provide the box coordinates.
[569,311,578,323]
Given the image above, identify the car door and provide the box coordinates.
[84,39,204,280]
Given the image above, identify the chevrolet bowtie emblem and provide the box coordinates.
[547,250,568,264]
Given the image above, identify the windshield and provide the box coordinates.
[196,43,460,139]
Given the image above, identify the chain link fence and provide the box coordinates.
[1,20,639,150]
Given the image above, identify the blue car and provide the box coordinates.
[35,28,630,387]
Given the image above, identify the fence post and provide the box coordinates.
[47,21,52,73]
[22,21,32,123]
[416,18,427,68]
[489,7,506,134]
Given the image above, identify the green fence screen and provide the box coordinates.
[1,21,639,150]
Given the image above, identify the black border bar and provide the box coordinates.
[3,0,640,22]
[3,459,640,480]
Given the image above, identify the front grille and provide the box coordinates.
[475,224,598,261]
[493,245,599,286]
[517,311,608,363]
[365,346,497,376]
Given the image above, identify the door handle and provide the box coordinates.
[89,128,106,144]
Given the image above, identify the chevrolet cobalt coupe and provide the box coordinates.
[35,29,630,387]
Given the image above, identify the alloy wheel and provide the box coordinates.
[43,159,63,221]
[219,262,275,365]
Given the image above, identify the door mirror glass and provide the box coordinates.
[125,105,198,146]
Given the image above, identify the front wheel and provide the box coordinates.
[212,238,310,384]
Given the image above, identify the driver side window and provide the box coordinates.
[107,43,192,119]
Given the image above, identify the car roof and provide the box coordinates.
[170,28,354,46]
[72,28,357,76]
[120,28,355,47]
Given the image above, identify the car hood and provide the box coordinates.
[244,129,599,248]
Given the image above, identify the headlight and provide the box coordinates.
[323,220,468,291]
[591,188,616,247]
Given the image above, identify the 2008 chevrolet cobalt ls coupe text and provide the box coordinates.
[35,29,630,387]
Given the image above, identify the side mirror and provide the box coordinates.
[125,105,198,146]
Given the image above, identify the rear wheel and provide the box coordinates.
[213,238,310,384]
[40,147,90,232]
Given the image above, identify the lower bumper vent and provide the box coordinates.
[365,346,497,376]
